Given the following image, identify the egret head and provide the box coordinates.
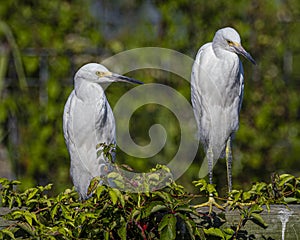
[213,27,256,65]
[75,63,143,85]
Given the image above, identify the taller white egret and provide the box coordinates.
[191,27,256,209]
[63,63,143,200]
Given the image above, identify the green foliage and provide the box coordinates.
[0,0,300,197]
[1,173,299,239]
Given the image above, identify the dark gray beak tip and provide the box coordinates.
[249,57,257,65]
[235,45,256,65]
[116,75,144,84]
[243,51,256,65]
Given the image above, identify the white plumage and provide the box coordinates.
[63,63,142,199]
[191,27,256,192]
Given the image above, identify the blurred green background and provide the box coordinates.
[0,0,299,195]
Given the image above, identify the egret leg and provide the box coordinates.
[226,137,233,193]
[194,147,224,212]
[207,147,213,185]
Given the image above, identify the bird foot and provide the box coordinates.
[223,199,256,209]
[193,196,225,213]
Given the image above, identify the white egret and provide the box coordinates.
[191,27,256,209]
[63,63,143,200]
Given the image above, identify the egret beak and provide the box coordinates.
[234,44,256,65]
[111,73,144,84]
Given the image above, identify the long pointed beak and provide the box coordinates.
[111,73,144,84]
[234,44,256,65]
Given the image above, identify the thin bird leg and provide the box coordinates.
[207,147,213,186]
[226,137,233,193]
[193,147,224,212]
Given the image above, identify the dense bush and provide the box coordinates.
[1,0,300,194]
[1,171,299,239]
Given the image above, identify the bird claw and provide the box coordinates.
[193,196,225,213]
[223,198,256,209]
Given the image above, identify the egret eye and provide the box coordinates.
[96,71,104,77]
[227,40,234,45]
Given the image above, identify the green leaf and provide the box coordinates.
[16,196,22,207]
[142,201,166,218]
[61,205,73,221]
[24,212,32,226]
[279,174,295,186]
[154,191,172,203]
[151,204,167,214]
[284,197,298,203]
[110,188,125,207]
[117,216,126,240]
[130,209,141,221]
[242,191,251,201]
[87,176,101,196]
[16,222,36,236]
[223,228,235,240]
[27,188,39,201]
[109,189,118,205]
[158,214,176,240]
[11,180,21,185]
[204,228,225,239]
[249,204,263,214]
[9,196,15,209]
[24,211,38,226]
[51,203,59,219]
[1,229,16,240]
[250,213,268,228]
[11,210,23,219]
[176,206,197,214]
[96,185,106,199]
